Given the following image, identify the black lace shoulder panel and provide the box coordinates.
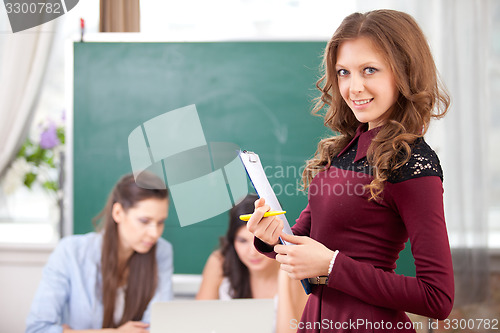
[388,138,443,183]
[330,141,372,176]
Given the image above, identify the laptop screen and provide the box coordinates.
[151,299,275,333]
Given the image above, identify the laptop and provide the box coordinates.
[150,299,275,333]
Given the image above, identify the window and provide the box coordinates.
[0,0,100,243]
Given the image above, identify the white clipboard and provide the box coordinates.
[239,150,311,294]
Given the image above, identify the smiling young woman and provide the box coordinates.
[335,36,399,130]
[247,9,454,333]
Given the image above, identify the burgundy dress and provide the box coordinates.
[256,125,454,332]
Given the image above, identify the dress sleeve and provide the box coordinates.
[25,239,73,333]
[141,239,174,323]
[291,203,311,237]
[326,176,454,320]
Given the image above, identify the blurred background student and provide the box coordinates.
[197,193,309,332]
[196,193,279,300]
[26,173,173,333]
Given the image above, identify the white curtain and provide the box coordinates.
[435,0,491,306]
[0,21,57,177]
[355,0,491,306]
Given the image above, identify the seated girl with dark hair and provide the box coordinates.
[196,193,279,300]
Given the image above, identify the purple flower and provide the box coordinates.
[40,122,60,149]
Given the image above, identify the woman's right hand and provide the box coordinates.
[115,321,149,333]
[246,198,284,246]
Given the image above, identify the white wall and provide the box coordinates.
[0,243,54,333]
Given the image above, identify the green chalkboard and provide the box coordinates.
[72,41,415,276]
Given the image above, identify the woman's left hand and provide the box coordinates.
[274,233,335,280]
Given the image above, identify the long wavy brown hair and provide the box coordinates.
[302,9,450,200]
[93,173,168,328]
[220,194,259,298]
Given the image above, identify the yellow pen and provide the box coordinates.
[239,211,286,221]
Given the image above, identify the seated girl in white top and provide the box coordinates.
[26,173,174,333]
[196,194,279,300]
